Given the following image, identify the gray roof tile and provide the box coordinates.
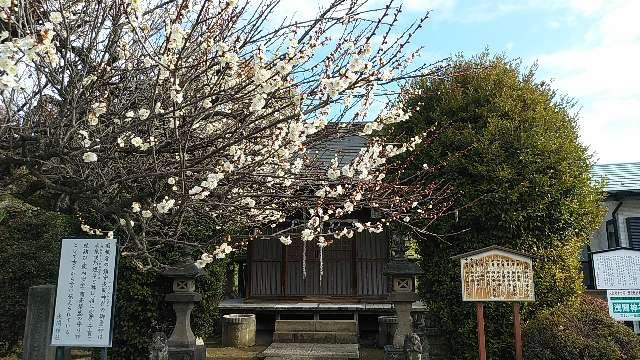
[592,162,640,193]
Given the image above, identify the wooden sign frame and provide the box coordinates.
[456,246,535,302]
[452,245,535,360]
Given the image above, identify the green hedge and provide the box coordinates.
[0,196,227,359]
[0,195,76,356]
[525,296,640,359]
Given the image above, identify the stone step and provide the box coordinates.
[273,331,358,344]
[259,343,359,360]
[275,320,357,334]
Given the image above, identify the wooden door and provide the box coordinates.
[286,238,353,296]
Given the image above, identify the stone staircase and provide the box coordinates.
[273,320,358,344]
[259,320,359,359]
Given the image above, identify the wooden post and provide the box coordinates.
[476,302,486,360]
[513,302,523,360]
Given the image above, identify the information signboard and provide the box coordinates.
[459,248,535,302]
[608,290,640,321]
[592,248,640,290]
[51,238,117,347]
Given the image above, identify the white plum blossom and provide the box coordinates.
[241,197,256,208]
[130,136,143,147]
[250,94,266,112]
[82,152,98,162]
[301,229,314,242]
[2,0,447,271]
[138,108,150,120]
[49,12,63,24]
[211,242,233,260]
[344,201,354,213]
[279,235,292,245]
[327,158,341,180]
[156,197,175,214]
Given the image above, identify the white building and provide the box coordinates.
[590,162,640,251]
[583,162,640,294]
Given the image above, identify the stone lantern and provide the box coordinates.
[162,263,206,360]
[383,234,424,360]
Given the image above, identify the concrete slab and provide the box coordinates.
[259,343,359,359]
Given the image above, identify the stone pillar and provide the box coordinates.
[166,296,200,348]
[378,316,398,348]
[22,285,57,360]
[165,292,203,360]
[393,303,413,348]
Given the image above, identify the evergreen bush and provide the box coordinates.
[385,53,605,359]
[525,296,640,360]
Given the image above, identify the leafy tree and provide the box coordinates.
[0,0,446,269]
[385,53,604,359]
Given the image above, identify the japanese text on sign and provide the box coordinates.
[51,239,117,347]
[608,290,640,321]
[592,249,640,290]
[460,250,534,302]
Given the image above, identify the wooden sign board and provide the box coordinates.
[592,248,640,290]
[459,248,535,302]
[51,239,118,347]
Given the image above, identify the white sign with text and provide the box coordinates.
[592,249,640,290]
[51,239,117,347]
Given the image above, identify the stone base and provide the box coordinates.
[259,343,359,359]
[384,345,406,360]
[168,345,205,360]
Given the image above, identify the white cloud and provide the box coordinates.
[536,1,640,164]
[402,0,457,13]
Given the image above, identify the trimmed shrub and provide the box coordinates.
[385,53,605,359]
[525,296,640,360]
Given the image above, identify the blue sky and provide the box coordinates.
[414,0,640,165]
[279,0,639,164]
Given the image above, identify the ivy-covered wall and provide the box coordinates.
[0,195,227,359]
